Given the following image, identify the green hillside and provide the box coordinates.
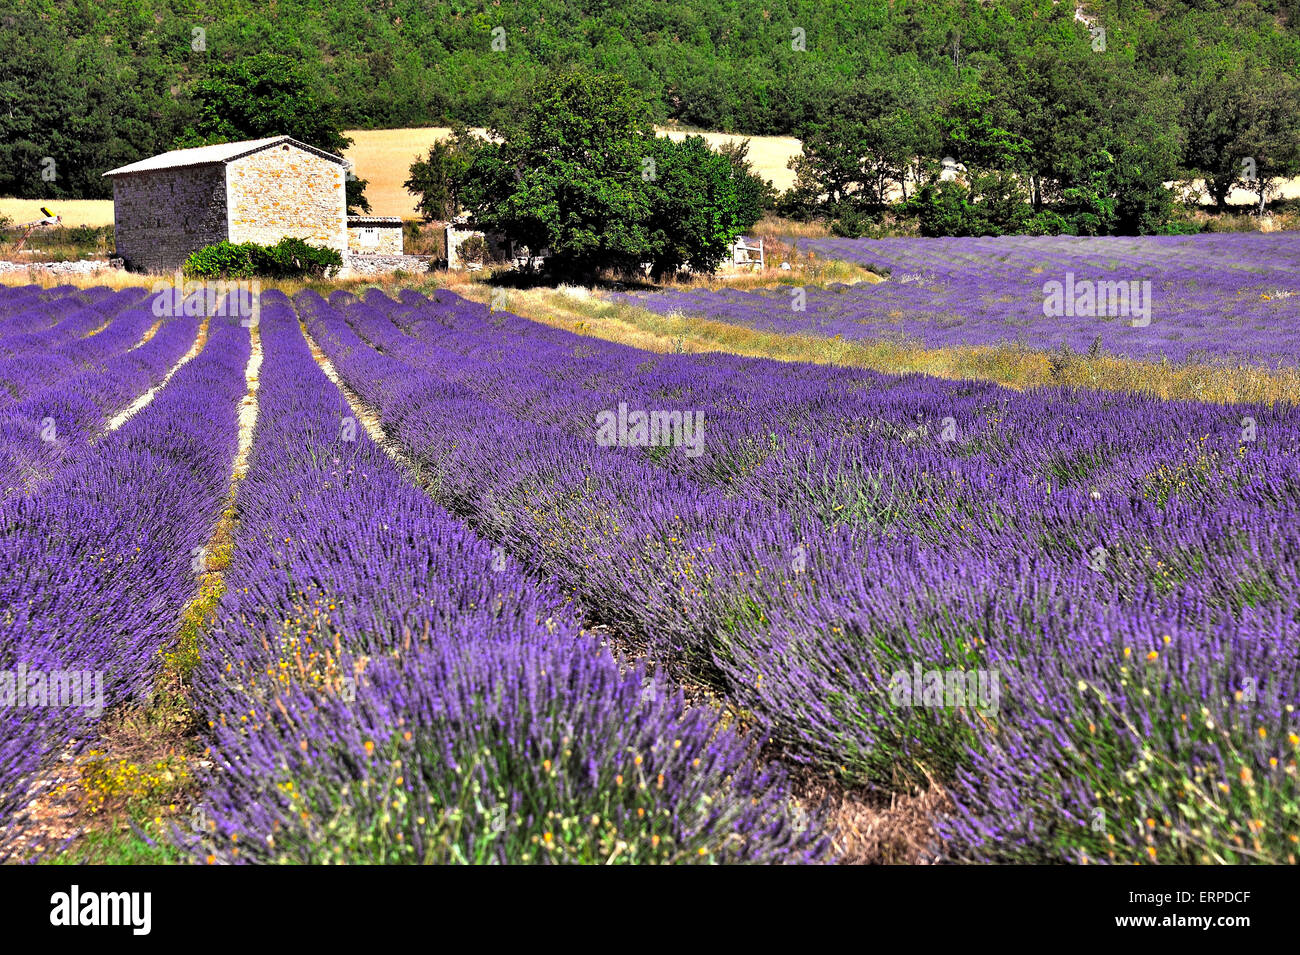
[1,0,1297,197]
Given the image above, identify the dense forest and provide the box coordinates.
[1,0,1298,201]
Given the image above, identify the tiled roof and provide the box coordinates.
[347,216,404,226]
[103,136,347,177]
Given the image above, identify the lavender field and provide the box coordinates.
[617,234,1300,368]
[1,281,1297,864]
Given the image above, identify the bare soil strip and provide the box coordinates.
[299,318,390,448]
[128,318,163,352]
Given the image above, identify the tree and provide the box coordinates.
[175,53,367,212]
[643,136,742,279]
[1184,62,1300,215]
[1236,70,1300,216]
[405,128,478,222]
[176,54,352,155]
[1182,63,1259,211]
[994,53,1180,234]
[346,176,371,215]
[787,81,927,218]
[458,69,748,280]
[0,8,181,199]
[908,172,1032,237]
[941,83,1032,175]
[462,69,654,278]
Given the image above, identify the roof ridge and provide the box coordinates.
[103,136,347,177]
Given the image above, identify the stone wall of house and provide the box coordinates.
[347,224,404,254]
[111,166,228,273]
[226,144,347,252]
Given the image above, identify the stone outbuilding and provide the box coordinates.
[103,136,352,272]
[347,216,404,254]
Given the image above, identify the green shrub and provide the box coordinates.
[1026,210,1074,236]
[183,241,260,278]
[255,237,343,277]
[183,238,341,278]
[829,202,876,238]
[458,234,487,265]
[907,179,1030,237]
[1156,215,1205,235]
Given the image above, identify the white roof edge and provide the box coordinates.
[103,136,347,177]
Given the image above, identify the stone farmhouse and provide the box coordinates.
[103,135,406,272]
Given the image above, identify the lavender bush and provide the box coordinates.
[3,271,1295,865]
[0,308,248,840]
[0,296,198,495]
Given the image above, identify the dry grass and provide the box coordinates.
[750,214,832,240]
[795,777,950,864]
[0,268,145,289]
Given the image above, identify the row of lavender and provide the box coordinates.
[309,287,1300,863]
[0,290,201,495]
[0,285,102,333]
[186,291,819,864]
[0,286,152,409]
[0,307,248,845]
[616,234,1300,367]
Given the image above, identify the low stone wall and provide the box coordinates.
[340,253,431,275]
[446,223,514,270]
[0,258,126,276]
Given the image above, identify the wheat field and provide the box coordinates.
[0,198,116,228]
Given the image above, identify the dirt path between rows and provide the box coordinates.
[129,318,163,352]
[298,317,391,449]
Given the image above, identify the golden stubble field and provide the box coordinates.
[0,199,117,228]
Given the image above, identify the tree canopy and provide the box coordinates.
[437,71,756,279]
